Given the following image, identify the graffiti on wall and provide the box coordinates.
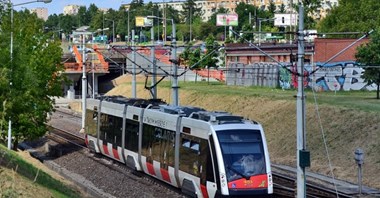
[312,62,376,91]
[226,62,279,87]
[229,61,376,91]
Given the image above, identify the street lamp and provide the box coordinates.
[73,27,92,132]
[126,9,135,44]
[105,18,115,43]
[8,0,53,150]
[147,15,178,106]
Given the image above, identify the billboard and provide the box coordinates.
[274,14,298,26]
[135,16,153,27]
[216,14,238,26]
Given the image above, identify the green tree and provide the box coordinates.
[0,8,64,149]
[318,0,380,34]
[87,3,99,20]
[355,30,380,99]
[77,6,88,27]
[269,1,277,13]
[179,44,201,69]
[200,35,220,68]
[293,0,321,29]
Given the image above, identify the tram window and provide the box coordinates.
[99,114,108,140]
[190,142,199,152]
[125,120,139,152]
[85,109,98,136]
[182,139,190,148]
[179,135,207,177]
[113,116,123,147]
[142,124,175,167]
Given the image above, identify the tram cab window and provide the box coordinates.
[216,129,266,182]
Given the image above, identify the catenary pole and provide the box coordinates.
[81,33,87,130]
[151,27,157,98]
[132,30,136,98]
[296,3,307,198]
[171,19,178,106]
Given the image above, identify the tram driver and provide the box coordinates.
[228,154,265,181]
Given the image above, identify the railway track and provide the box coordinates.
[272,171,354,198]
[44,120,184,198]
[46,125,86,148]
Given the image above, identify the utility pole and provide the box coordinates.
[151,26,157,98]
[296,3,310,198]
[132,30,136,98]
[81,33,87,130]
[171,20,178,106]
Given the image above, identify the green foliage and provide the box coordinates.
[293,0,321,29]
[179,36,220,69]
[355,30,380,99]
[318,0,380,35]
[202,35,220,68]
[0,7,64,147]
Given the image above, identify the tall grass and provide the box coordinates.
[0,144,80,198]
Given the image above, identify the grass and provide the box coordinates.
[154,80,380,112]
[0,144,80,198]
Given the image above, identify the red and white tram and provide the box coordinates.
[85,96,273,197]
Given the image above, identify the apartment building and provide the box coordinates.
[63,5,82,15]
[123,0,337,22]
[30,7,48,21]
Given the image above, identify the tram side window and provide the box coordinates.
[179,136,209,179]
[85,109,97,136]
[99,114,122,148]
[142,124,175,167]
[141,124,155,163]
[99,114,108,141]
[124,119,139,152]
[112,116,123,147]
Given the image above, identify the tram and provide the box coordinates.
[85,96,273,197]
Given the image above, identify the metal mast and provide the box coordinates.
[296,3,310,198]
[132,30,136,98]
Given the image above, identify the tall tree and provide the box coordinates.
[268,1,277,13]
[87,3,99,20]
[77,6,88,27]
[200,35,220,68]
[293,0,321,29]
[0,8,64,149]
[355,30,380,99]
[318,0,380,34]
[181,0,202,23]
[180,0,202,41]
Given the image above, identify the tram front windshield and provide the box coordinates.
[217,129,266,182]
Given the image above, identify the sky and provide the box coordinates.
[12,0,129,15]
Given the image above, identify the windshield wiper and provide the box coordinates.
[226,166,250,180]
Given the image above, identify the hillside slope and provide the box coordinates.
[107,75,380,190]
